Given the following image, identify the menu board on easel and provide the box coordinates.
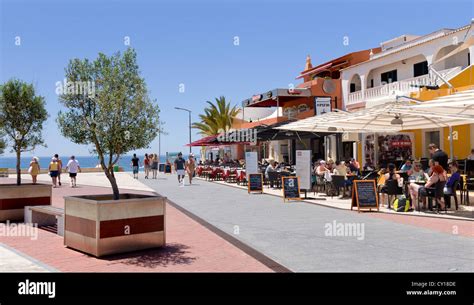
[159,163,165,172]
[351,180,379,212]
[282,176,300,202]
[248,173,263,194]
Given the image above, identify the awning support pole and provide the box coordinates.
[449,125,454,160]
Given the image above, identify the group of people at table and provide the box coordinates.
[306,143,462,211]
[379,143,461,211]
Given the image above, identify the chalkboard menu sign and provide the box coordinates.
[282,176,300,201]
[351,180,379,212]
[248,174,263,194]
[165,164,172,174]
[159,163,165,172]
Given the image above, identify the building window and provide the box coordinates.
[413,61,428,77]
[350,83,356,93]
[381,70,397,84]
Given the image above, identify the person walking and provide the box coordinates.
[131,154,140,179]
[29,157,40,184]
[186,153,196,185]
[152,154,159,179]
[54,154,63,186]
[49,157,60,187]
[144,153,150,179]
[174,152,186,186]
[65,155,81,187]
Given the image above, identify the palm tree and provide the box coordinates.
[192,96,239,136]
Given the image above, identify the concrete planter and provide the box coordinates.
[0,183,52,221]
[64,193,166,257]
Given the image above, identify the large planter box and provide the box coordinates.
[64,193,166,257]
[0,183,52,222]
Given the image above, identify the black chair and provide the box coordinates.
[421,181,447,213]
[267,171,280,188]
[444,179,460,210]
[313,175,325,194]
[329,175,346,198]
[457,159,466,175]
[385,180,403,209]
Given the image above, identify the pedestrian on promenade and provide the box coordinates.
[144,153,150,179]
[48,157,60,188]
[428,143,448,171]
[131,154,140,179]
[186,153,196,185]
[28,156,40,184]
[174,152,186,186]
[65,155,81,187]
[152,154,159,179]
[54,154,63,186]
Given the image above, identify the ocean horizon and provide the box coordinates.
[0,154,171,172]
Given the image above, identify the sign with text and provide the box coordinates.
[159,163,165,172]
[282,176,300,201]
[248,173,263,194]
[296,150,311,190]
[314,97,331,116]
[245,152,258,176]
[351,180,379,212]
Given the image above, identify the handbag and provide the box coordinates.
[28,166,33,174]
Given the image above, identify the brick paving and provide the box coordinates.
[0,178,273,272]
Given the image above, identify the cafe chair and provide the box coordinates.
[329,175,346,198]
[421,181,447,213]
[385,180,404,209]
[444,179,460,210]
[314,175,326,194]
[267,171,280,189]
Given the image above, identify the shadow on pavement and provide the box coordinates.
[103,243,197,268]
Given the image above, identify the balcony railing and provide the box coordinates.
[347,66,462,106]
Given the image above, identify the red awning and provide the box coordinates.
[186,135,219,147]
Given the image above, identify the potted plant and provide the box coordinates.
[57,48,165,257]
[0,79,51,221]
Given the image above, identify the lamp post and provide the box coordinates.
[174,107,192,153]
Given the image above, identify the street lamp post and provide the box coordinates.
[174,107,192,154]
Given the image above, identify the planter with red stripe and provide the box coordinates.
[64,193,166,257]
[0,183,52,221]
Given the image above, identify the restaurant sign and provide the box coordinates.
[314,97,331,116]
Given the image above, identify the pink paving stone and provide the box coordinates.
[365,212,473,237]
[0,178,272,272]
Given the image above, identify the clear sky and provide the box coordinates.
[1,0,472,157]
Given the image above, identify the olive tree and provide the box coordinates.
[57,48,160,199]
[0,79,48,185]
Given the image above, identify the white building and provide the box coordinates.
[342,22,473,110]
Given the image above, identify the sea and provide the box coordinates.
[0,155,169,172]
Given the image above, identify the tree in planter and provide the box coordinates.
[0,79,48,185]
[57,48,160,200]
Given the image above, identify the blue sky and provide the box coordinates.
[1,0,472,157]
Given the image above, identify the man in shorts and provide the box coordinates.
[131,154,140,179]
[174,152,186,185]
[54,154,63,186]
[65,155,81,187]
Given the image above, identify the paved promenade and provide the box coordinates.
[142,173,474,272]
[0,177,273,272]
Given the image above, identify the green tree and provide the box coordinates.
[192,96,239,136]
[0,79,48,185]
[57,48,160,200]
